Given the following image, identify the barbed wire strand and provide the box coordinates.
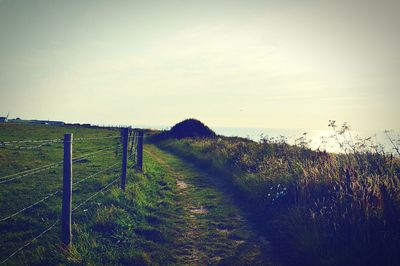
[0,161,63,183]
[72,147,120,164]
[0,134,121,145]
[0,220,59,265]
[73,135,120,142]
[0,144,122,184]
[73,151,133,213]
[72,177,120,212]
[0,190,60,222]
[73,161,121,187]
[73,153,133,191]
[0,135,120,149]
[0,142,63,150]
[72,145,121,163]
[0,138,63,145]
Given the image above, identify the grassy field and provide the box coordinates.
[4,122,398,265]
[150,129,400,266]
[0,123,182,265]
[1,123,274,265]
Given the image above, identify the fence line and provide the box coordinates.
[0,128,144,264]
[0,136,119,149]
[0,190,60,222]
[73,135,120,142]
[72,177,120,212]
[0,160,63,181]
[1,151,131,222]
[0,146,121,185]
[0,142,63,150]
[72,145,121,163]
[72,161,121,187]
[0,142,122,181]
[0,161,64,184]
[0,135,120,145]
[0,220,59,265]
[0,138,63,145]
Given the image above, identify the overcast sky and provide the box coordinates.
[0,0,399,130]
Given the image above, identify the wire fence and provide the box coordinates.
[0,220,60,265]
[0,135,120,150]
[1,142,64,150]
[0,190,60,222]
[0,128,144,264]
[0,138,64,145]
[72,176,121,212]
[0,135,119,146]
[0,161,64,184]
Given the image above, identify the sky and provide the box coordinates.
[0,0,399,130]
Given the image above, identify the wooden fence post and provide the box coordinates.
[121,128,129,191]
[61,133,73,247]
[129,130,134,156]
[137,130,144,172]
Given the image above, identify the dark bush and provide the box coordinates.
[170,119,216,139]
[151,119,216,140]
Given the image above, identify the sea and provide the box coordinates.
[138,124,398,154]
[213,127,398,154]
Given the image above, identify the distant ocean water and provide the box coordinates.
[214,127,397,154]
[138,124,398,154]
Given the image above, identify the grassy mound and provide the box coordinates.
[170,119,216,139]
[152,119,216,140]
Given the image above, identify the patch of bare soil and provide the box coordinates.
[177,180,188,189]
[189,206,208,215]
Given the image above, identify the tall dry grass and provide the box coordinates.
[153,122,400,265]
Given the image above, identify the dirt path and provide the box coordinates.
[144,144,275,265]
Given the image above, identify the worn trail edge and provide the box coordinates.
[144,144,275,266]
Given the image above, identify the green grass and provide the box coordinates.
[1,123,273,265]
[0,123,179,265]
[143,144,274,265]
[150,134,400,266]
